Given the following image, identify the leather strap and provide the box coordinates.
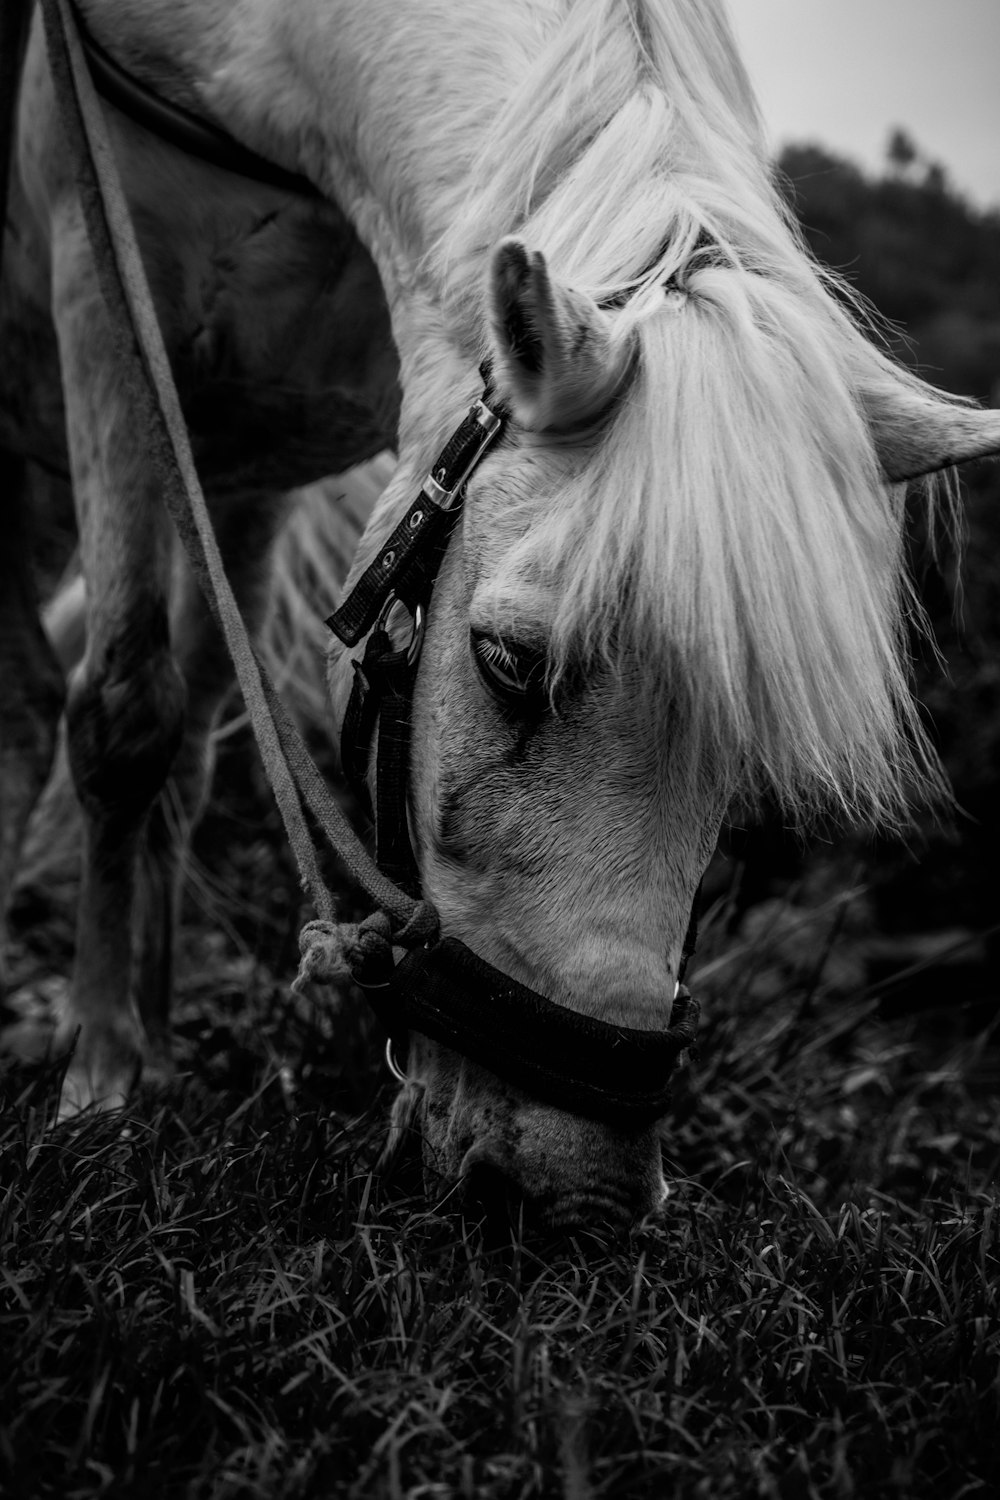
[0,0,32,237]
[327,392,504,646]
[329,494,462,647]
[364,633,422,896]
[360,936,700,1127]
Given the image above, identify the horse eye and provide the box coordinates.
[470,629,548,706]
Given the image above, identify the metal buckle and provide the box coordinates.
[424,397,504,508]
[374,595,426,668]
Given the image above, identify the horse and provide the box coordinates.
[2,0,998,1231]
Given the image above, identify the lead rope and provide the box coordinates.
[0,0,31,233]
[34,0,439,982]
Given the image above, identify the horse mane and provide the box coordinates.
[437,0,963,827]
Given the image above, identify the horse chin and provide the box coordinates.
[395,1038,670,1236]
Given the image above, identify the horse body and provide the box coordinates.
[3,0,1000,1228]
[7,8,399,482]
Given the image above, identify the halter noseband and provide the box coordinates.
[327,371,700,1129]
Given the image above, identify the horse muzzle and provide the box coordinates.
[398,1033,671,1234]
[458,1141,669,1236]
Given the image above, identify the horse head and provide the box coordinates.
[329,227,1000,1232]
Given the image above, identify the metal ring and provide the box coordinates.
[406,602,425,666]
[374,595,426,667]
[385,1037,409,1084]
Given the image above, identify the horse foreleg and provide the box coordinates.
[0,450,66,985]
[51,206,185,1116]
[132,491,293,1059]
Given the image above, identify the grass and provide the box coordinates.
[3,746,999,1498]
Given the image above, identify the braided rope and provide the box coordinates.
[293,902,439,992]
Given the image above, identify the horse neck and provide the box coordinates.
[183,0,556,312]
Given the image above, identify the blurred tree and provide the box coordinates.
[924,161,949,197]
[779,141,1000,399]
[887,126,918,176]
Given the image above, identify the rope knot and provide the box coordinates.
[292,919,353,992]
[292,901,440,994]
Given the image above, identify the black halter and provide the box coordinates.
[327,371,701,1129]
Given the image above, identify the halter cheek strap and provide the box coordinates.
[341,621,424,896]
[329,368,507,888]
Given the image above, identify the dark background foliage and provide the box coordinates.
[724,135,1000,1014]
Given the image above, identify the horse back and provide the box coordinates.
[2,13,400,492]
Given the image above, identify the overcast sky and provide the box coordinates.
[728,0,1000,210]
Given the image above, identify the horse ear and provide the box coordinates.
[862,375,1000,482]
[488,238,632,430]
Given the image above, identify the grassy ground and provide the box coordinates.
[2,741,999,1499]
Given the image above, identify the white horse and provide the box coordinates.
[2,0,998,1229]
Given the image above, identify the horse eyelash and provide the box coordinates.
[473,634,517,671]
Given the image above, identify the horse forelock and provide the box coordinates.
[437,0,771,311]
[437,0,955,829]
[477,270,956,830]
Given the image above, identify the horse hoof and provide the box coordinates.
[54,1021,144,1122]
[56,1068,130,1122]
